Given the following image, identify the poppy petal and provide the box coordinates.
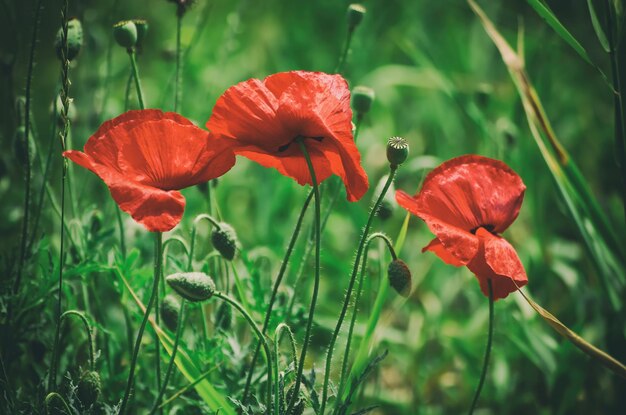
[422,238,465,267]
[467,228,527,300]
[415,155,526,233]
[397,190,480,264]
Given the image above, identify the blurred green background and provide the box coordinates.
[1,0,625,414]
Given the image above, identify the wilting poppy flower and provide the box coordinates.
[63,109,235,232]
[206,70,369,201]
[396,155,527,300]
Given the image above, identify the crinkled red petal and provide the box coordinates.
[467,228,527,300]
[422,238,465,267]
[415,155,525,233]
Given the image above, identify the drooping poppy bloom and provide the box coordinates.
[63,109,236,232]
[396,155,527,300]
[205,70,369,201]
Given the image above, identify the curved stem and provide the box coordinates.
[468,279,494,415]
[319,168,397,415]
[128,50,145,109]
[119,232,163,415]
[286,140,321,413]
[60,310,96,370]
[336,233,395,404]
[44,392,72,414]
[150,300,186,414]
[241,189,313,405]
[214,291,273,412]
[274,323,299,415]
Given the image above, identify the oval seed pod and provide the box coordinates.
[166,272,216,302]
[386,136,409,167]
[113,20,137,49]
[351,85,375,115]
[76,370,101,408]
[347,4,366,30]
[211,223,239,261]
[388,259,412,297]
[160,294,181,331]
[133,19,149,50]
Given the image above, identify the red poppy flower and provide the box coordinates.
[396,155,527,300]
[205,71,369,201]
[63,109,236,232]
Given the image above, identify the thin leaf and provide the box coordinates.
[587,0,611,51]
[525,0,612,85]
[116,267,237,415]
[517,288,626,379]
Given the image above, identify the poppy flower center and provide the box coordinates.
[277,135,324,153]
[470,224,496,235]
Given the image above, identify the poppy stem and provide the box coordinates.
[119,231,163,415]
[128,49,145,109]
[59,310,96,371]
[319,167,397,415]
[240,189,313,405]
[335,27,355,74]
[149,299,186,415]
[468,278,494,415]
[335,233,396,411]
[286,140,321,413]
[213,291,273,413]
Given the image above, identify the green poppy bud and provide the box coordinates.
[215,301,232,331]
[113,20,137,49]
[54,18,83,61]
[133,19,148,49]
[386,136,409,167]
[160,294,181,331]
[166,272,216,302]
[211,223,238,261]
[351,86,375,115]
[347,4,366,30]
[76,370,101,408]
[388,259,412,297]
[90,210,104,235]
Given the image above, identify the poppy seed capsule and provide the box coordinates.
[211,223,238,261]
[133,19,148,49]
[113,20,137,49]
[352,86,375,115]
[347,4,366,30]
[166,272,216,302]
[215,301,232,331]
[76,370,101,408]
[386,136,409,167]
[54,18,83,61]
[388,259,412,297]
[160,294,181,331]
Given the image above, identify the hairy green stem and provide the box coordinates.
[150,300,186,414]
[335,233,396,409]
[214,291,273,412]
[241,189,313,405]
[119,232,163,415]
[274,323,299,415]
[174,12,183,112]
[468,279,494,415]
[60,310,96,370]
[286,140,321,413]
[319,167,397,415]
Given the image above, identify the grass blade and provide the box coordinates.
[587,0,611,52]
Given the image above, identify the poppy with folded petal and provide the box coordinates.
[206,70,369,201]
[396,155,527,300]
[63,109,236,232]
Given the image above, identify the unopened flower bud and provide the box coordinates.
[160,294,181,331]
[388,259,412,297]
[113,20,137,49]
[352,86,375,115]
[211,223,238,261]
[386,136,409,167]
[166,272,216,302]
[54,18,83,61]
[76,370,101,408]
[347,4,366,30]
[90,210,104,235]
